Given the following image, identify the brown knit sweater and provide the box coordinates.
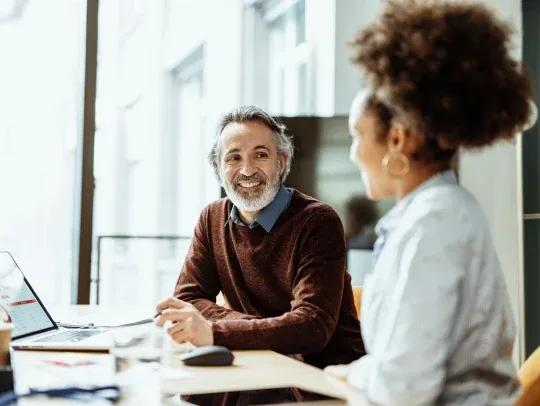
[174,190,365,368]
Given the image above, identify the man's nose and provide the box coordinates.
[239,158,257,177]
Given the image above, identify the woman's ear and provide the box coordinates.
[386,122,407,152]
[387,122,424,155]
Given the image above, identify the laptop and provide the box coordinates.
[0,251,116,351]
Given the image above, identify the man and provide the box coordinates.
[155,106,364,368]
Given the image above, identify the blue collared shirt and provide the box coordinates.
[228,186,293,233]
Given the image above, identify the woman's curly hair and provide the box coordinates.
[351,0,532,163]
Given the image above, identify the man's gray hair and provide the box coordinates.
[208,105,294,183]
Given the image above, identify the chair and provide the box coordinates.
[352,286,362,320]
[516,347,540,406]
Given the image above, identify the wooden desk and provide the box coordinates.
[11,306,369,405]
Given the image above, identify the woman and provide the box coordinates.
[325,1,533,405]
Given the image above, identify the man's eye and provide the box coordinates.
[225,156,240,163]
[256,152,268,159]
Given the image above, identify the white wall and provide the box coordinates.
[308,0,336,116]
[334,0,381,115]
[459,0,525,363]
[310,0,382,116]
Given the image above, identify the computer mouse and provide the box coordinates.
[179,345,234,366]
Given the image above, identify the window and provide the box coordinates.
[0,0,87,304]
[2,0,251,304]
[91,2,217,305]
[171,46,206,236]
[247,0,312,115]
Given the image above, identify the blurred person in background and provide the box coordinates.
[345,195,378,250]
[325,1,533,404]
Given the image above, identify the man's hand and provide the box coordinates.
[155,297,214,346]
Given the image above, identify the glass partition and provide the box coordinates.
[94,235,191,306]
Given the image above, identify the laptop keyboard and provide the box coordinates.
[33,329,103,343]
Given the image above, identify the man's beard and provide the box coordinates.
[223,168,281,213]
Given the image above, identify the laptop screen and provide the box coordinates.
[0,252,56,339]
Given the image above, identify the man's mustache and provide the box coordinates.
[234,174,265,184]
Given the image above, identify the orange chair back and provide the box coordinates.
[516,347,540,406]
[352,286,362,320]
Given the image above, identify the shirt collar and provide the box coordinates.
[375,169,458,237]
[227,186,293,233]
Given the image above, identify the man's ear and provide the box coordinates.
[278,153,288,177]
[216,166,224,184]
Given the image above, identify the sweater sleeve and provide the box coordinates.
[211,207,347,355]
[174,206,259,322]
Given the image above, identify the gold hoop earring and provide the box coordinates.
[382,152,410,178]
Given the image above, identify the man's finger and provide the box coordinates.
[155,297,180,312]
[155,309,185,326]
[155,297,172,313]
[155,297,188,313]
[171,329,190,344]
[156,308,192,324]
[166,319,188,336]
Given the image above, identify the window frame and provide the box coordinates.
[243,0,313,116]
[73,0,99,304]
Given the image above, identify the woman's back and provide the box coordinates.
[356,171,519,404]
